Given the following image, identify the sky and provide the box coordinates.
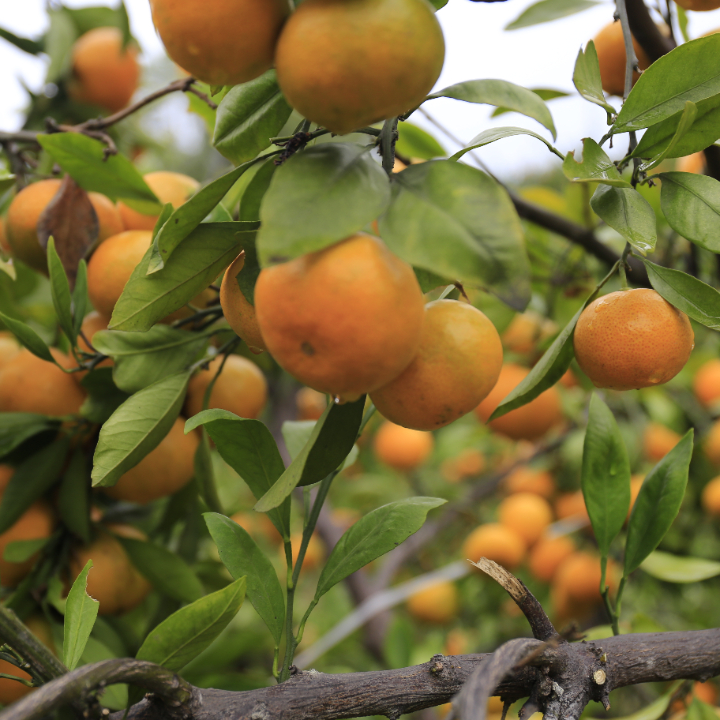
[1,0,720,181]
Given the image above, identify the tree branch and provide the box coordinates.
[625,0,676,62]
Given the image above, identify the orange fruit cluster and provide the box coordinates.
[592,21,651,97]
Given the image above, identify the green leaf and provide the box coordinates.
[110,223,249,332]
[658,171,720,252]
[378,160,531,311]
[0,27,43,55]
[490,305,580,420]
[37,134,160,214]
[63,560,99,671]
[413,267,450,293]
[572,41,615,115]
[688,698,720,720]
[0,312,56,364]
[93,325,209,394]
[608,693,672,720]
[639,101,698,172]
[0,414,60,459]
[429,79,556,139]
[589,185,657,254]
[3,538,48,563]
[491,89,568,117]
[46,238,76,343]
[315,497,446,601]
[257,144,391,265]
[0,437,70,534]
[451,126,562,160]
[643,260,720,331]
[45,9,77,84]
[91,372,190,488]
[281,420,316,460]
[238,160,277,224]
[204,513,285,645]
[614,34,720,134]
[57,448,91,544]
[79,367,130,425]
[72,260,88,341]
[254,395,366,512]
[185,410,289,539]
[563,138,630,187]
[581,394,631,558]
[117,536,204,604]
[506,0,599,29]
[624,430,693,575]
[641,550,720,583]
[135,576,246,672]
[213,70,292,165]
[395,122,445,159]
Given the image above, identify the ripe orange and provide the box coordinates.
[231,511,282,545]
[295,387,327,421]
[275,0,445,135]
[701,476,720,516]
[462,523,526,569]
[440,448,485,483]
[475,364,563,441]
[117,171,200,231]
[574,289,693,391]
[593,21,651,97]
[406,580,459,624]
[67,27,140,113]
[104,417,199,504]
[503,466,556,498]
[674,0,720,11]
[705,420,720,465]
[643,422,681,462]
[554,490,589,522]
[254,234,425,402]
[529,534,576,583]
[5,179,125,274]
[0,349,85,417]
[0,501,55,588]
[185,354,268,419]
[444,628,469,656]
[373,420,434,471]
[370,300,503,430]
[289,532,324,571]
[150,0,290,86]
[498,492,553,547]
[553,551,616,604]
[677,152,706,175]
[693,359,720,408]
[0,334,21,371]
[501,311,557,355]
[219,252,266,353]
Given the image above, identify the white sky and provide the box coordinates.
[2,0,720,181]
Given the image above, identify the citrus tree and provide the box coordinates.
[0,0,719,719]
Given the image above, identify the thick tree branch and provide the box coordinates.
[625,0,676,62]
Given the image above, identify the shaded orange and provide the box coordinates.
[475,364,563,441]
[118,171,200,231]
[593,21,651,97]
[0,217,9,254]
[553,551,617,604]
[705,420,720,465]
[0,349,85,417]
[105,417,199,504]
[150,0,290,86]
[220,252,266,353]
[254,234,425,402]
[462,523,526,569]
[573,289,693,391]
[289,532,324,571]
[185,354,268,419]
[675,0,720,11]
[628,474,644,520]
[296,387,327,421]
[501,311,557,355]
[554,491,589,522]
[498,492,553,547]
[68,27,139,113]
[503,466,556,498]
[678,152,706,175]
[701,476,720,517]
[693,358,720,408]
[0,334,21,371]
[441,448,485,483]
[275,0,445,135]
[370,300,503,430]
[529,535,576,583]
[231,511,282,545]
[643,422,681,462]
[444,628,469,657]
[329,507,360,530]
[373,421,434,471]
[0,466,14,494]
[406,581,459,625]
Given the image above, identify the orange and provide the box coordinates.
[628,474,644,520]
[0,349,85,417]
[462,523,526,569]
[444,628,469,656]
[573,289,694,391]
[0,466,14,494]
[289,532,324,571]
[104,417,199,504]
[406,580,459,624]
[67,27,139,113]
[275,0,445,135]
[503,466,555,498]
[701,476,720,516]
[118,171,199,231]
[705,420,720,465]
[498,492,553,547]
[370,300,503,430]
[678,152,706,175]
[440,448,485,483]
[559,368,579,388]
[674,0,720,11]
[0,501,55,588]
[552,551,617,604]
[475,364,563,441]
[0,217,9,255]
[296,387,327,421]
[643,422,681,462]
[501,311,557,355]
[554,490,589,522]
[593,21,652,97]
[219,252,266,353]
[185,354,268,419]
[231,511,282,545]
[529,535,576,583]
[150,0,290,86]
[5,179,125,274]
[254,233,425,401]
[693,359,720,408]
[373,420,434,471]
[0,334,21,371]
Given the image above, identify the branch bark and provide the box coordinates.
[625,0,676,62]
